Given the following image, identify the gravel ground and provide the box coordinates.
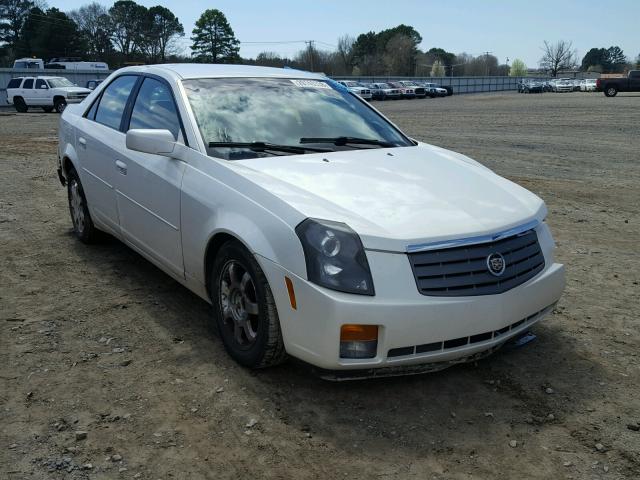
[1,92,639,479]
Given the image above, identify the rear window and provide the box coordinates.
[7,78,22,88]
[23,78,34,89]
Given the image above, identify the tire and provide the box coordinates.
[42,106,53,113]
[210,240,286,369]
[13,97,28,113]
[604,86,618,97]
[54,98,67,113]
[67,168,99,243]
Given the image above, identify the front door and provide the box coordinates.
[115,76,186,277]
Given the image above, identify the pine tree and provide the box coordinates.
[190,9,239,63]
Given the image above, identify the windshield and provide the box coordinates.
[47,77,75,88]
[183,77,412,160]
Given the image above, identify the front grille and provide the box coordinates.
[387,304,554,358]
[408,228,545,297]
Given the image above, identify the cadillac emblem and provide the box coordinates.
[486,253,506,277]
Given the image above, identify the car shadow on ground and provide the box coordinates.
[68,230,604,455]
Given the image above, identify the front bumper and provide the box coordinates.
[259,223,565,371]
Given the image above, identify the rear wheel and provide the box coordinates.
[42,106,53,113]
[67,168,99,243]
[604,86,618,97]
[210,240,286,369]
[54,98,67,113]
[13,97,28,113]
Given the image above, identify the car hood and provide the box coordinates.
[54,87,91,94]
[233,143,546,252]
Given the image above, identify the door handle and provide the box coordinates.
[78,137,87,148]
[115,160,127,175]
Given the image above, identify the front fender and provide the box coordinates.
[180,162,308,290]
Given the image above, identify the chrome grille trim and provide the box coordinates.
[406,219,540,253]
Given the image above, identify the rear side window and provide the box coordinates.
[7,78,22,88]
[35,79,47,89]
[94,75,138,130]
[22,78,34,89]
[128,77,180,140]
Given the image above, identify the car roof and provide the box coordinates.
[119,63,327,80]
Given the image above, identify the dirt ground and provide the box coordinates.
[1,91,639,480]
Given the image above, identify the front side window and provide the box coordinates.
[22,78,34,89]
[94,75,138,130]
[183,77,412,160]
[36,79,47,89]
[128,77,180,140]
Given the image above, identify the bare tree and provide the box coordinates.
[539,40,577,77]
[336,34,354,75]
[68,2,112,59]
[383,34,414,76]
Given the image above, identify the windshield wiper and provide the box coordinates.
[299,136,397,148]
[208,141,329,155]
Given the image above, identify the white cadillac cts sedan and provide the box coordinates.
[57,64,565,378]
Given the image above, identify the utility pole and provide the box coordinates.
[305,40,315,71]
[484,51,493,75]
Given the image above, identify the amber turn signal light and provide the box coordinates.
[284,276,297,310]
[340,324,378,342]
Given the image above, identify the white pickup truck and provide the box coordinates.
[5,76,91,113]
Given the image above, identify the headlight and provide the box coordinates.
[295,218,375,295]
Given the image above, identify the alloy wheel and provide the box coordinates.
[219,260,260,348]
[69,179,85,234]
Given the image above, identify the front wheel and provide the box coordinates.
[604,86,618,97]
[210,241,286,369]
[54,98,67,113]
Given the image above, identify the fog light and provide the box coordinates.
[339,324,378,359]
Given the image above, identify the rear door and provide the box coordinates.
[75,74,139,234]
[115,76,187,276]
[21,78,34,103]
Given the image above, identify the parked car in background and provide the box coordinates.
[571,79,581,92]
[554,79,574,93]
[523,81,543,94]
[596,70,640,97]
[388,81,416,99]
[421,82,448,97]
[337,81,373,100]
[13,58,45,69]
[433,84,453,96]
[367,83,401,100]
[580,79,597,92]
[85,79,104,90]
[6,76,91,113]
[398,80,427,98]
[56,64,565,377]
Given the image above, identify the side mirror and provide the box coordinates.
[126,129,180,157]
[40,84,48,89]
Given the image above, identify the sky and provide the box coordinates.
[54,0,639,66]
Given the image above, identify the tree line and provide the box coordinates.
[1,1,638,76]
